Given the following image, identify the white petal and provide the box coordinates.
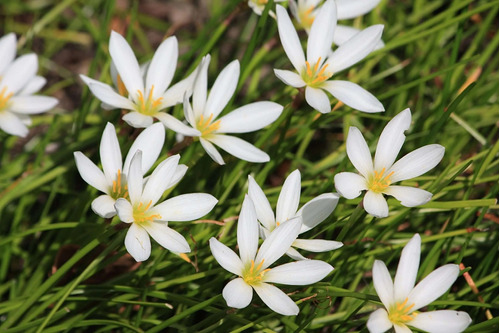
[285,247,308,261]
[127,150,143,204]
[204,60,239,120]
[336,0,381,20]
[123,122,165,175]
[87,82,136,110]
[248,175,276,231]
[264,260,333,285]
[0,33,16,75]
[154,193,217,221]
[100,123,122,185]
[73,151,108,193]
[366,308,392,333]
[374,108,411,171]
[115,198,134,223]
[169,164,188,187]
[124,223,151,262]
[209,237,244,276]
[155,112,200,136]
[255,217,302,269]
[394,325,412,333]
[237,195,259,264]
[122,111,154,128]
[408,264,460,311]
[332,25,361,46]
[142,155,180,205]
[297,193,339,232]
[326,25,384,73]
[0,111,28,137]
[322,80,384,113]
[389,145,445,182]
[276,5,306,73]
[385,186,433,207]
[253,283,299,316]
[91,195,117,218]
[192,55,211,115]
[273,69,306,88]
[200,138,225,165]
[393,234,421,302]
[305,86,331,114]
[372,260,394,310]
[109,31,144,101]
[217,102,283,134]
[145,36,178,98]
[292,239,343,252]
[183,94,196,128]
[19,76,46,95]
[334,172,367,199]
[276,170,301,224]
[307,0,336,63]
[9,96,57,114]
[409,310,472,333]
[0,54,37,94]
[222,278,253,309]
[142,221,190,253]
[363,191,388,218]
[346,126,373,178]
[209,135,269,163]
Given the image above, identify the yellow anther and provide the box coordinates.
[197,113,221,138]
[111,169,129,199]
[133,200,162,223]
[135,85,163,115]
[388,298,417,325]
[302,57,332,87]
[0,86,13,110]
[368,168,395,193]
[243,259,270,285]
[116,74,127,97]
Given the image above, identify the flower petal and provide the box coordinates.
[189,55,211,117]
[155,112,201,136]
[408,264,460,311]
[346,126,373,178]
[19,76,46,95]
[276,170,301,224]
[122,112,154,128]
[209,134,269,163]
[222,278,253,309]
[252,283,299,316]
[204,60,239,120]
[142,221,190,253]
[87,82,136,110]
[200,138,225,165]
[9,96,57,114]
[285,247,308,261]
[389,145,445,182]
[100,123,122,185]
[154,193,218,221]
[209,237,244,276]
[363,191,388,218]
[336,0,381,19]
[334,172,368,199]
[217,101,283,134]
[0,110,28,137]
[237,195,259,264]
[91,195,117,218]
[276,5,306,73]
[145,36,178,98]
[409,310,472,333]
[393,234,421,302]
[73,151,108,193]
[124,223,151,262]
[307,0,337,63]
[0,54,37,94]
[292,238,343,252]
[305,86,331,114]
[367,308,392,333]
[372,259,394,310]
[169,164,188,187]
[264,260,333,285]
[322,80,384,113]
[385,186,433,207]
[374,108,411,171]
[123,122,165,175]
[127,150,144,204]
[273,69,306,88]
[115,198,134,223]
[297,193,339,232]
[0,33,16,75]
[248,175,276,231]
[142,155,180,205]
[332,25,360,46]
[394,325,412,333]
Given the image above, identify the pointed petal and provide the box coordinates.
[408,264,460,311]
[73,151,108,193]
[200,138,225,165]
[372,259,394,310]
[285,247,308,261]
[273,69,306,88]
[91,195,117,218]
[253,283,299,316]
[276,5,306,73]
[297,193,339,232]
[0,33,16,75]
[248,175,276,231]
[307,0,337,63]
[264,260,333,285]
[154,193,217,221]
[393,234,421,302]
[192,55,211,116]
[276,170,301,224]
[155,112,200,136]
[385,186,433,207]
[205,60,239,119]
[142,221,190,253]
[142,155,180,205]
[19,76,46,95]
[9,96,57,114]
[336,0,381,20]
[0,54,37,94]
[0,111,28,137]
[334,172,367,199]
[363,191,388,218]
[238,195,259,264]
[394,325,412,333]
[292,238,343,252]
[374,108,411,171]
[169,164,188,187]
[332,25,360,46]
[305,86,331,114]
[100,123,122,185]
[209,237,244,276]
[389,145,445,182]
[145,36,178,98]
[87,82,136,110]
[123,122,165,175]
[367,308,393,333]
[183,94,197,128]
[346,126,373,178]
[409,310,472,333]
[122,111,154,128]
[127,151,143,204]
[217,102,283,133]
[115,198,134,223]
[209,134,269,163]
[222,278,253,309]
[322,80,384,113]
[124,223,151,262]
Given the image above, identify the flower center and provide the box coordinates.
[298,5,315,29]
[197,113,221,138]
[242,259,270,285]
[136,85,163,116]
[302,57,332,87]
[388,298,417,325]
[368,168,394,193]
[110,169,129,200]
[0,86,13,111]
[133,200,162,223]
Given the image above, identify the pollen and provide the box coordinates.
[243,259,271,285]
[368,168,394,193]
[136,85,163,116]
[197,113,221,138]
[302,57,332,87]
[0,86,14,110]
[111,169,129,199]
[388,298,417,325]
[133,200,162,223]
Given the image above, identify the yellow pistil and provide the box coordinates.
[197,113,221,138]
[302,57,332,87]
[243,259,271,285]
[368,168,394,193]
[116,74,127,97]
[299,6,315,29]
[388,298,417,325]
[0,86,13,111]
[136,85,163,116]
[110,169,129,200]
[133,200,162,223]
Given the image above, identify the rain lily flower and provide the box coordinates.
[209,195,333,315]
[0,33,58,137]
[182,55,283,164]
[74,122,182,218]
[115,151,218,262]
[368,234,472,333]
[248,0,286,17]
[248,170,342,260]
[81,31,200,134]
[275,0,385,114]
[334,109,445,218]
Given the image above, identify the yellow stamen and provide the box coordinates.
[368,168,394,193]
[133,200,162,223]
[0,86,13,110]
[388,298,417,325]
[111,169,129,199]
[302,57,332,87]
[243,259,271,285]
[116,74,127,97]
[197,113,221,138]
[299,6,316,28]
[136,85,163,116]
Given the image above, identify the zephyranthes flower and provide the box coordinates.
[81,31,200,134]
[0,33,58,137]
[334,108,445,218]
[182,55,283,164]
[248,170,342,260]
[368,234,472,333]
[247,0,286,17]
[115,151,218,262]
[209,195,333,315]
[275,0,384,114]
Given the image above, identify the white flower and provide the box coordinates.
[115,151,218,262]
[74,122,177,218]
[81,31,200,134]
[247,0,286,18]
[209,195,333,315]
[0,33,58,137]
[248,170,342,260]
[368,234,472,333]
[275,0,385,114]
[334,109,445,218]
[182,55,283,165]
